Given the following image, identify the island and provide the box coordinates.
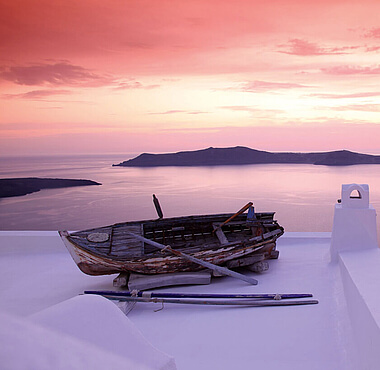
[113,146,380,167]
[0,178,101,198]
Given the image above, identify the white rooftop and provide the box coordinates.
[1,229,380,369]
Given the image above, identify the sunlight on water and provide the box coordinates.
[1,155,380,233]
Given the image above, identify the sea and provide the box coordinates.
[1,154,380,232]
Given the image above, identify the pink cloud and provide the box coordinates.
[239,80,310,92]
[113,79,160,90]
[364,27,380,38]
[220,106,254,112]
[0,62,113,87]
[149,110,209,115]
[2,89,71,100]
[366,46,380,52]
[307,92,380,99]
[37,106,64,110]
[330,104,380,112]
[188,111,208,115]
[279,39,326,56]
[149,110,186,115]
[278,39,358,56]
[114,80,143,89]
[0,62,158,91]
[321,65,380,75]
[220,106,284,115]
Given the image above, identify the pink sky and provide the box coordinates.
[1,0,380,155]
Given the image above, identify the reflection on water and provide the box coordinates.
[1,154,380,232]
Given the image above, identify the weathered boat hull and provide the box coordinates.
[59,212,284,276]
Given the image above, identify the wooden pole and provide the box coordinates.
[153,194,163,219]
[84,290,314,300]
[127,232,258,285]
[89,295,319,307]
[213,202,253,232]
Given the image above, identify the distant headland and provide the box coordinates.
[0,178,101,198]
[113,146,380,167]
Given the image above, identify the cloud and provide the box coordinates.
[364,27,380,38]
[2,89,71,100]
[187,111,208,115]
[219,106,285,121]
[149,110,209,115]
[38,106,64,110]
[366,46,380,52]
[151,110,185,115]
[0,62,159,92]
[113,79,160,90]
[321,65,380,75]
[278,39,359,56]
[359,28,380,53]
[307,92,380,99]
[279,39,324,56]
[220,105,283,114]
[239,80,310,92]
[220,106,254,112]
[0,62,113,87]
[330,104,380,112]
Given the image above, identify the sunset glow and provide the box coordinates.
[1,0,380,155]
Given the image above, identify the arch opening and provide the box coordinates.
[349,189,362,199]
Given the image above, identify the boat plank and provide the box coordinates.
[213,223,229,245]
[109,224,144,257]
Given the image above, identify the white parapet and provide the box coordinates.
[330,184,378,262]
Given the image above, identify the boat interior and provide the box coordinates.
[69,212,280,259]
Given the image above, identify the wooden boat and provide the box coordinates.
[59,206,284,276]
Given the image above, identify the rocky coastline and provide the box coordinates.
[113,147,380,167]
[0,178,101,198]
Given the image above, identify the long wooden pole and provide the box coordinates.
[213,202,253,232]
[84,290,314,300]
[127,232,258,285]
[89,295,319,307]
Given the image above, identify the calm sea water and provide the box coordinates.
[1,154,380,232]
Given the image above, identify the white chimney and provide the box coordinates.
[330,184,378,262]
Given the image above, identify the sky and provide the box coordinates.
[1,0,380,156]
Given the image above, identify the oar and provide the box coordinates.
[87,295,319,307]
[213,202,253,232]
[84,290,314,300]
[127,232,258,285]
